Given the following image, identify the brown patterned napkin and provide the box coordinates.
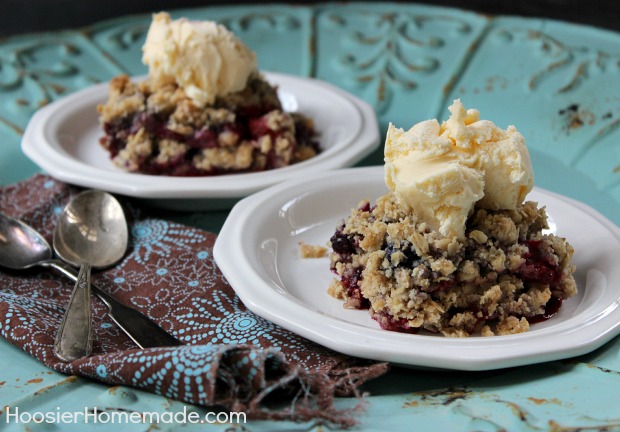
[0,175,388,426]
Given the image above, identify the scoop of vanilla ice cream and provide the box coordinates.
[142,12,257,106]
[474,123,533,210]
[385,120,485,238]
[385,99,534,238]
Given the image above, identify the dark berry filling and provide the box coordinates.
[517,240,562,286]
[294,117,320,154]
[331,234,568,332]
[329,229,357,257]
[527,296,563,324]
[371,311,419,334]
[341,267,369,309]
[384,242,421,269]
[101,110,318,175]
[329,227,369,309]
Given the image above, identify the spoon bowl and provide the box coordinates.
[53,190,128,362]
[0,215,52,269]
[0,211,181,349]
[53,191,128,269]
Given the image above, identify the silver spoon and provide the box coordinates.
[52,190,128,362]
[0,212,181,349]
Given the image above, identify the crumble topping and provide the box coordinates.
[97,74,320,175]
[328,193,577,337]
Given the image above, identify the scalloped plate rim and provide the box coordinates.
[214,166,620,371]
[21,71,380,202]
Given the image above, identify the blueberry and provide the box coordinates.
[330,230,357,255]
[385,241,420,268]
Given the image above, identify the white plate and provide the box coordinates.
[214,166,620,371]
[21,72,380,210]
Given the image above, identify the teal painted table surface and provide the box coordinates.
[1,3,620,431]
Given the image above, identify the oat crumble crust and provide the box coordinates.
[97,73,319,175]
[328,193,577,337]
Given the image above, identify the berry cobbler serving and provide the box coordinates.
[97,13,319,176]
[328,100,576,337]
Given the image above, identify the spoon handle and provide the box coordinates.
[44,260,181,348]
[53,262,93,362]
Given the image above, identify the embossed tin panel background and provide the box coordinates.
[1,3,620,431]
